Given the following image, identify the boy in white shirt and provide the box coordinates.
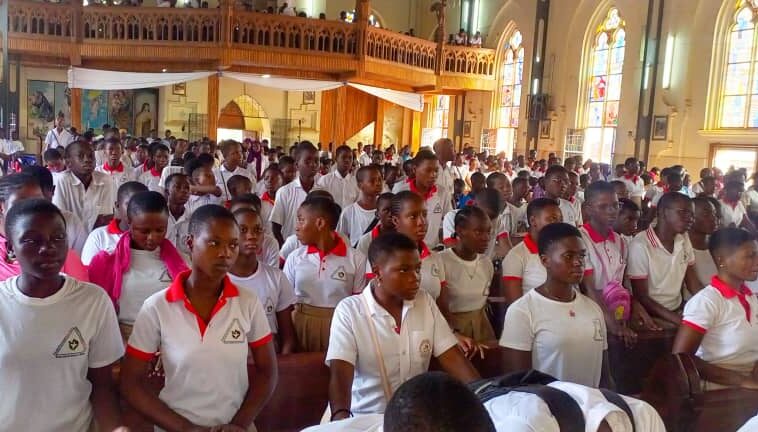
[137,143,170,193]
[259,166,282,236]
[52,140,115,231]
[315,144,359,209]
[95,138,134,200]
[543,165,582,226]
[214,140,256,202]
[43,114,75,150]
[338,165,383,246]
[184,154,224,218]
[271,141,319,245]
[619,157,646,208]
[719,180,757,233]
[326,232,480,419]
[164,173,191,256]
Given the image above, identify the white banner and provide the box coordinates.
[222,72,344,92]
[347,83,423,112]
[68,67,216,90]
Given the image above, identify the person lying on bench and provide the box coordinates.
[326,232,480,420]
[673,227,758,390]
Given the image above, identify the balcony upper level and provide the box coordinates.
[2,0,497,92]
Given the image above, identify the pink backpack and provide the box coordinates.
[587,233,631,321]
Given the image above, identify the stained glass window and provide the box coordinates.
[496,30,524,155]
[583,8,625,163]
[721,0,758,128]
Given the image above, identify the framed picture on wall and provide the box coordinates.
[652,115,668,140]
[539,119,552,139]
[303,91,316,105]
[463,121,472,137]
[172,83,187,96]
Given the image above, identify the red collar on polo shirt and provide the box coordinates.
[583,223,615,243]
[261,192,275,205]
[419,241,431,259]
[306,234,348,260]
[371,224,381,239]
[409,180,437,200]
[103,162,124,173]
[624,174,639,183]
[106,219,126,235]
[141,162,150,173]
[711,275,753,322]
[149,167,162,177]
[165,270,240,336]
[523,233,538,254]
[723,199,739,209]
[568,196,576,203]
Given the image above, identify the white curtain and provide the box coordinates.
[68,67,216,90]
[348,83,423,112]
[222,72,344,92]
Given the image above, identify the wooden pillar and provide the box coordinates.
[411,110,422,153]
[70,88,82,131]
[207,74,219,141]
[373,99,385,147]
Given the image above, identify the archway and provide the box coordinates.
[217,94,271,142]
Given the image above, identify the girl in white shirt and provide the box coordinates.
[439,206,495,342]
[674,227,758,390]
[355,192,395,256]
[690,197,721,288]
[500,222,610,388]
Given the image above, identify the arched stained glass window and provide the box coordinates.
[496,30,524,155]
[583,8,625,163]
[721,0,758,128]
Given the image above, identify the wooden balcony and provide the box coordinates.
[3,0,497,91]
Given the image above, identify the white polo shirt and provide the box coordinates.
[214,164,257,201]
[302,415,383,432]
[500,288,607,387]
[185,193,224,218]
[438,248,493,313]
[326,287,459,415]
[394,181,451,248]
[558,197,583,226]
[44,127,75,149]
[158,165,184,190]
[620,175,645,199]
[80,221,123,265]
[95,162,135,200]
[279,232,351,264]
[61,209,88,256]
[436,163,455,201]
[627,227,695,311]
[260,192,275,236]
[258,233,280,268]
[682,276,758,377]
[366,242,447,300]
[358,152,372,167]
[119,248,173,325]
[229,263,296,333]
[338,202,376,246]
[270,178,310,239]
[579,224,627,293]
[167,210,191,257]
[282,236,367,308]
[355,225,381,256]
[126,271,272,427]
[315,170,359,209]
[693,248,717,288]
[0,276,124,431]
[442,209,459,246]
[138,169,163,193]
[720,200,748,228]
[52,170,115,231]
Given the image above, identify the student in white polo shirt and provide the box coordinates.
[355,192,395,256]
[81,181,148,265]
[338,165,383,246]
[229,194,280,268]
[0,199,125,431]
[165,172,192,257]
[315,144,359,209]
[326,233,480,419]
[137,142,170,193]
[628,192,702,327]
[43,113,75,150]
[690,196,721,288]
[543,165,582,226]
[95,138,135,200]
[439,206,495,342]
[184,154,224,218]
[284,196,367,352]
[53,140,115,231]
[620,157,646,208]
[500,223,610,388]
[719,180,758,233]
[392,150,451,248]
[121,205,277,431]
[259,166,282,236]
[229,207,297,354]
[674,227,758,391]
[214,140,257,202]
[503,198,594,303]
[271,141,320,245]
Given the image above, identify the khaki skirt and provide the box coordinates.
[293,304,335,352]
[450,307,495,342]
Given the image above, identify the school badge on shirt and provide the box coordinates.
[159,269,172,283]
[264,297,275,315]
[419,339,432,356]
[431,264,440,278]
[54,327,87,358]
[433,203,442,214]
[222,318,245,344]
[331,265,348,282]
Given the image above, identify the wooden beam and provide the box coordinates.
[373,98,385,147]
[70,87,82,131]
[207,74,219,141]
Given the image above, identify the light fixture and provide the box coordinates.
[261,74,271,79]
[532,78,539,95]
[161,68,167,73]
[662,34,675,89]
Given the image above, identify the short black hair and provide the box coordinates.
[227,175,253,192]
[188,204,237,236]
[368,231,419,268]
[377,192,394,207]
[485,171,507,188]
[584,180,616,204]
[544,164,568,180]
[22,166,55,194]
[219,140,242,156]
[184,154,214,179]
[117,181,149,205]
[474,188,502,215]
[454,206,489,231]
[294,141,318,161]
[391,190,423,217]
[356,164,382,183]
[278,155,295,169]
[5,198,66,238]
[709,227,755,257]
[165,172,189,191]
[0,173,38,204]
[412,149,438,166]
[43,148,62,162]
[229,193,262,212]
[657,191,691,212]
[470,172,485,184]
[300,196,341,229]
[512,177,528,189]
[724,180,745,191]
[148,142,170,157]
[127,191,168,219]
[526,197,560,222]
[384,372,495,432]
[334,144,352,158]
[537,222,582,255]
[618,198,640,213]
[63,139,92,159]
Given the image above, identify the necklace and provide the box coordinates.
[462,257,479,280]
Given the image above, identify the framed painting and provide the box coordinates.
[172,82,187,96]
[81,90,109,134]
[303,91,316,105]
[463,121,472,137]
[133,89,159,138]
[652,115,668,140]
[108,90,134,131]
[53,82,71,126]
[539,119,552,139]
[27,80,56,139]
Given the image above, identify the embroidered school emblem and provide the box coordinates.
[431,264,440,278]
[264,297,275,315]
[331,265,348,282]
[433,203,442,214]
[222,318,245,344]
[54,327,87,358]
[419,339,432,356]
[159,269,172,283]
[593,319,605,342]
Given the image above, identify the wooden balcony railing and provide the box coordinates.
[6,0,497,85]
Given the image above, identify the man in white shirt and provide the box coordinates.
[433,138,456,201]
[44,114,75,151]
[315,145,359,209]
[213,140,256,201]
[358,145,373,167]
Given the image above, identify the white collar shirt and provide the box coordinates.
[358,153,373,167]
[52,170,115,231]
[620,175,645,199]
[96,162,136,200]
[326,287,458,414]
[44,127,75,150]
[214,164,257,201]
[438,249,494,312]
[337,202,376,246]
[138,169,164,193]
[580,224,627,293]
[270,178,310,239]
[719,200,748,228]
[393,180,451,247]
[229,263,296,333]
[316,170,360,209]
[558,197,583,226]
[167,209,191,257]
[81,224,122,265]
[60,209,88,256]
[185,193,224,218]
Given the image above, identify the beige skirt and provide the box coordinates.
[293,304,335,352]
[450,307,495,342]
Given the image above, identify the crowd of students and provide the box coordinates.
[5,126,758,431]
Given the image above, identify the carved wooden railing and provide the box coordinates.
[82,6,220,43]
[366,26,437,71]
[442,45,496,77]
[8,1,72,38]
[231,11,357,55]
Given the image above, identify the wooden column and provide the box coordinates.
[373,99,385,147]
[410,109,422,153]
[207,74,219,141]
[70,88,82,131]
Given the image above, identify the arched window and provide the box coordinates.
[720,0,758,128]
[496,30,524,155]
[583,7,625,163]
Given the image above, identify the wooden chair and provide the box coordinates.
[608,325,677,395]
[642,353,758,432]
